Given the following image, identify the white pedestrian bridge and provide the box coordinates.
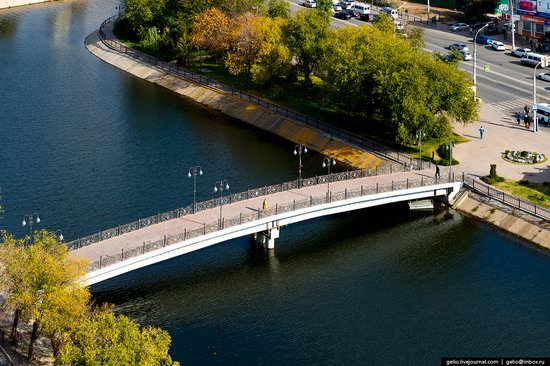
[68,165,463,286]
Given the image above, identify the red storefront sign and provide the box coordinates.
[520,14,546,23]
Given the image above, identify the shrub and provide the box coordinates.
[518,179,530,186]
[481,164,504,185]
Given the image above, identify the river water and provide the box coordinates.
[1,2,550,365]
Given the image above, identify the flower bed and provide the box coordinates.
[502,150,547,164]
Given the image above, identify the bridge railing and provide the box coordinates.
[88,173,461,271]
[96,15,427,170]
[67,164,412,251]
[463,175,550,221]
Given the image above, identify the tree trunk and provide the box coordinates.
[27,320,39,361]
[11,308,21,347]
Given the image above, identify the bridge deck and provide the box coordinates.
[70,170,439,266]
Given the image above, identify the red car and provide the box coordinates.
[519,0,535,12]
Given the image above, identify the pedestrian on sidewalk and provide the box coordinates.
[516,111,521,125]
[524,104,530,115]
[479,126,485,139]
[435,165,440,179]
[262,199,268,210]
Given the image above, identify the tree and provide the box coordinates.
[321,24,477,143]
[57,307,180,365]
[315,0,333,13]
[124,0,167,37]
[0,233,28,349]
[225,13,264,78]
[250,16,291,84]
[20,231,89,361]
[373,13,395,33]
[192,8,230,55]
[284,9,331,87]
[267,0,290,18]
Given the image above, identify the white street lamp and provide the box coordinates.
[214,180,230,229]
[188,166,203,213]
[22,212,40,244]
[533,60,542,133]
[473,23,490,99]
[322,156,336,192]
[294,144,308,187]
[415,129,426,170]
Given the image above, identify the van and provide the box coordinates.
[535,103,550,125]
[520,52,550,68]
[352,2,370,15]
[380,7,398,19]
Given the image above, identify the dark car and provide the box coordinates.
[474,35,493,44]
[334,10,352,19]
[359,13,371,21]
[343,8,360,17]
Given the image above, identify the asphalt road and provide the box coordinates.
[287,0,550,114]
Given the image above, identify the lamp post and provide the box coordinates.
[214,180,229,229]
[322,156,336,192]
[22,212,40,244]
[294,144,308,187]
[533,60,542,133]
[445,141,455,176]
[415,129,426,170]
[509,0,516,51]
[188,166,203,213]
[473,23,490,99]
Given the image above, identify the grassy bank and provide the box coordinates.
[493,179,550,209]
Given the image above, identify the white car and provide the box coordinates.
[511,48,532,57]
[302,0,316,7]
[492,41,505,51]
[333,4,342,11]
[449,43,469,52]
[461,50,472,61]
[537,72,550,81]
[450,23,470,32]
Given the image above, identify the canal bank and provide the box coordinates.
[84,24,388,171]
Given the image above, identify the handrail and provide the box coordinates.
[87,173,462,271]
[463,175,550,221]
[0,330,14,366]
[96,15,428,170]
[66,164,410,251]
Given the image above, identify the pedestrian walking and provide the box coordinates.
[524,104,530,115]
[435,165,441,179]
[479,126,485,139]
[516,111,521,125]
[262,199,268,210]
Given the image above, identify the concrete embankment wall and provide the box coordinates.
[454,191,550,249]
[84,31,384,170]
[0,0,54,9]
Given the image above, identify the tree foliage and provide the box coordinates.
[58,307,180,366]
[283,9,331,87]
[267,0,290,18]
[192,8,231,54]
[321,25,477,143]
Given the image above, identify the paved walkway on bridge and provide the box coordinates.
[71,169,443,263]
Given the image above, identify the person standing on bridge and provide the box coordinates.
[435,165,441,179]
[262,199,268,211]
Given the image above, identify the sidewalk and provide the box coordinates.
[0,0,52,10]
[453,102,550,183]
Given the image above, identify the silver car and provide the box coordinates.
[461,50,472,61]
[538,72,550,81]
[450,23,470,32]
[511,48,532,57]
[449,43,469,52]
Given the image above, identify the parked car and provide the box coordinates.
[492,41,506,51]
[359,13,371,21]
[450,23,470,32]
[334,10,352,19]
[461,50,472,61]
[449,43,469,52]
[333,4,342,11]
[302,0,316,7]
[343,8,360,17]
[537,72,550,81]
[475,35,493,44]
[511,47,532,57]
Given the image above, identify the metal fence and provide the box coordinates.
[96,15,426,170]
[67,164,412,251]
[463,176,550,221]
[0,329,13,366]
[88,173,461,271]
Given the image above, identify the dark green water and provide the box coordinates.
[1,3,550,365]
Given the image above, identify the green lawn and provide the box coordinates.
[493,179,550,208]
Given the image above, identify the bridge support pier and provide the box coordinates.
[254,226,280,250]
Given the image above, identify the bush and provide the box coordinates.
[518,179,530,186]
[481,164,504,185]
[436,144,459,165]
